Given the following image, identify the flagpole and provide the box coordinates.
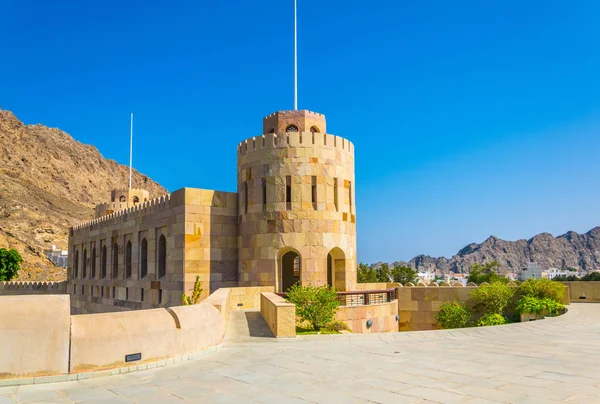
[129,113,133,189]
[294,0,298,110]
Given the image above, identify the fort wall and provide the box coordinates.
[0,281,67,295]
[561,281,600,302]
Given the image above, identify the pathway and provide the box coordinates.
[1,304,600,403]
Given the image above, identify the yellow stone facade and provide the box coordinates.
[68,110,357,313]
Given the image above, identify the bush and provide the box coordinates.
[287,284,340,331]
[434,301,473,329]
[470,282,515,315]
[325,321,351,332]
[518,278,564,302]
[0,248,23,281]
[515,296,565,316]
[477,313,508,327]
[181,276,203,305]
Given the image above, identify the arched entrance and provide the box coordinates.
[327,248,346,290]
[281,251,300,292]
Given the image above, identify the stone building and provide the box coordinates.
[68,110,357,314]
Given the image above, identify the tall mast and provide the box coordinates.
[294,0,298,110]
[129,112,133,189]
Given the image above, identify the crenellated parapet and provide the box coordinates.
[237,131,354,157]
[0,281,68,294]
[73,193,172,234]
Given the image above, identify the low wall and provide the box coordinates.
[561,281,600,303]
[335,300,398,333]
[0,281,67,295]
[0,295,70,379]
[229,286,274,310]
[260,292,296,337]
[354,282,399,290]
[203,288,231,323]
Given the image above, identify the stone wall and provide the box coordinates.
[69,187,238,314]
[561,281,600,302]
[237,114,357,291]
[335,299,399,333]
[229,286,274,310]
[260,292,296,337]
[0,281,67,295]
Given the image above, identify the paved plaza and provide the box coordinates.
[1,304,599,403]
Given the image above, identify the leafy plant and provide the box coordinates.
[287,284,340,331]
[515,296,565,316]
[467,261,510,285]
[518,278,565,302]
[181,275,203,305]
[434,301,473,329]
[325,320,351,332]
[391,264,419,284]
[470,282,515,315]
[477,313,508,327]
[0,248,23,281]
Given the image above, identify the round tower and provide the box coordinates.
[237,110,356,292]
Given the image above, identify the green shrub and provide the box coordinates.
[287,284,340,331]
[325,321,351,332]
[515,296,565,316]
[434,301,473,329]
[181,276,203,305]
[477,313,508,327]
[0,248,23,281]
[518,278,565,302]
[470,282,515,315]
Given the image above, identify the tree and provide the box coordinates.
[357,263,378,283]
[470,282,515,315]
[287,284,339,331]
[181,276,204,305]
[391,264,418,284]
[581,272,600,281]
[0,248,23,281]
[377,263,392,282]
[467,261,509,285]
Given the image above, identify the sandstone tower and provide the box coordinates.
[95,188,150,218]
[237,110,357,291]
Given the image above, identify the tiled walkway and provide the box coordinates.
[1,304,600,403]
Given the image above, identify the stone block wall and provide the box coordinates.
[260,292,296,337]
[0,281,67,295]
[335,299,399,333]
[561,281,600,302]
[69,187,238,314]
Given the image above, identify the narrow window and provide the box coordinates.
[311,176,317,210]
[125,287,129,301]
[132,196,139,204]
[244,181,248,214]
[262,178,267,211]
[140,238,148,278]
[141,288,144,302]
[112,242,119,279]
[91,247,96,279]
[113,286,115,298]
[158,235,166,279]
[125,241,132,279]
[159,289,163,304]
[101,245,107,278]
[74,250,79,278]
[81,285,84,295]
[349,181,353,209]
[82,249,87,279]
[286,176,291,207]
[334,178,339,212]
[73,284,76,294]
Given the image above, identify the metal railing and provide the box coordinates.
[276,288,396,307]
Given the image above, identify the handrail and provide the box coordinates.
[276,288,397,307]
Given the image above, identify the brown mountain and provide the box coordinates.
[0,108,167,281]
[394,227,600,274]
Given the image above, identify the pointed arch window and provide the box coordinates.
[82,249,87,279]
[125,241,132,279]
[158,235,166,279]
[74,250,79,279]
[140,238,148,278]
[286,124,298,132]
[112,242,119,279]
[101,245,107,278]
[91,247,96,279]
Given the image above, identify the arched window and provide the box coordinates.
[125,241,132,279]
[91,247,96,279]
[82,249,87,279]
[310,126,320,133]
[140,238,148,278]
[281,250,301,292]
[132,196,139,204]
[101,245,107,279]
[74,250,79,279]
[158,235,166,279]
[112,243,119,279]
[119,195,126,202]
[286,124,298,133]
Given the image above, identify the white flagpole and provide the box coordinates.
[129,113,133,189]
[294,0,298,110]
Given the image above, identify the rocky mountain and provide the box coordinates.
[393,227,600,274]
[0,108,167,281]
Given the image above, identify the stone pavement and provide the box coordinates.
[1,303,599,403]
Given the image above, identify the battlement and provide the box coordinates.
[262,109,327,134]
[237,132,354,156]
[74,193,172,234]
[0,281,68,295]
[263,110,325,120]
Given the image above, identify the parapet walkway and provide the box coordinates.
[1,303,599,403]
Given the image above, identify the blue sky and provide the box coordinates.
[2,1,599,263]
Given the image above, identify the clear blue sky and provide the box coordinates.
[2,1,599,263]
